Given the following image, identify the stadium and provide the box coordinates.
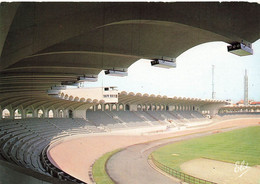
[0,2,260,184]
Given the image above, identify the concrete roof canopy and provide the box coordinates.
[0,2,259,108]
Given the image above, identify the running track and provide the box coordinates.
[48,118,260,183]
[106,127,240,184]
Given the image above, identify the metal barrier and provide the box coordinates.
[150,155,217,184]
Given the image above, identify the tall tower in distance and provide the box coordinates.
[212,65,216,99]
[244,69,249,105]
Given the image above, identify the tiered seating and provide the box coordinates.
[217,112,260,120]
[86,111,117,126]
[0,119,50,175]
[179,111,194,119]
[0,118,105,178]
[168,111,188,123]
[145,111,165,122]
[73,118,105,133]
[219,112,260,116]
[133,111,160,126]
[109,111,150,127]
[169,111,209,123]
[86,111,127,130]
[0,110,208,183]
[190,111,209,122]
[191,111,205,118]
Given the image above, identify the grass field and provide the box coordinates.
[92,149,121,184]
[152,126,260,171]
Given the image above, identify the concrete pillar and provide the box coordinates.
[43,110,47,118]
[64,110,69,118]
[33,109,37,118]
[53,109,59,118]
[21,109,26,119]
[10,110,14,119]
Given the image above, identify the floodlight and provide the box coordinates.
[51,85,67,90]
[151,59,176,68]
[227,42,253,56]
[47,90,59,95]
[77,76,98,82]
[104,69,128,77]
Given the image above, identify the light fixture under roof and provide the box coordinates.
[104,69,128,77]
[227,42,253,56]
[51,85,67,90]
[61,81,79,87]
[151,59,176,68]
[77,76,98,82]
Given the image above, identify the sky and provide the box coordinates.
[85,39,260,103]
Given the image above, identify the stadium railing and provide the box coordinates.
[150,155,217,184]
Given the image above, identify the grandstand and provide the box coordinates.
[1,97,259,183]
[0,93,223,183]
[0,2,259,184]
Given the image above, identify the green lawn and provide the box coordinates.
[152,126,260,171]
[92,149,121,184]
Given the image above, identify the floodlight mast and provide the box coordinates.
[212,65,216,99]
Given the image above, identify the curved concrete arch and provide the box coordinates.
[60,92,65,98]
[120,91,128,95]
[128,92,135,96]
[92,99,99,104]
[136,93,142,97]
[74,97,80,102]
[64,94,69,100]
[68,95,74,101]
[99,100,105,104]
[9,98,39,110]
[0,96,30,108]
[86,98,93,103]
[79,98,86,102]
[143,93,149,97]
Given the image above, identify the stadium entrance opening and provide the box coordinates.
[69,110,73,118]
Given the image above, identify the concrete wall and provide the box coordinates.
[200,103,226,116]
[130,104,137,111]
[74,109,87,119]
